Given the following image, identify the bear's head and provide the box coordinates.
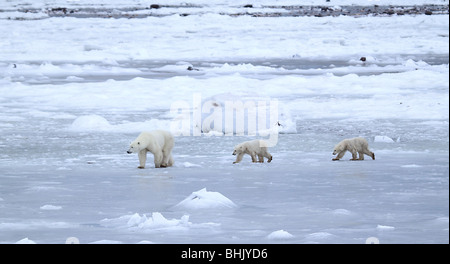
[127,140,142,154]
[332,142,345,155]
[232,144,247,155]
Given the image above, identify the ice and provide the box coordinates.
[267,230,295,240]
[68,114,173,133]
[175,188,237,210]
[101,212,191,231]
[40,205,62,210]
[305,232,336,240]
[374,136,395,143]
[100,211,221,237]
[403,59,431,68]
[400,164,423,168]
[181,162,202,168]
[0,0,448,244]
[376,225,396,231]
[1,10,449,62]
[69,115,112,132]
[15,238,36,244]
[89,240,122,244]
[136,240,154,244]
[332,209,353,216]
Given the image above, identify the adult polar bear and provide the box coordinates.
[127,130,174,168]
[233,139,273,164]
[332,137,375,161]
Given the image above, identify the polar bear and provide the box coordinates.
[332,137,375,161]
[127,130,174,168]
[233,139,272,164]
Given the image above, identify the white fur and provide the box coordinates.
[127,130,174,168]
[232,139,272,164]
[332,137,375,161]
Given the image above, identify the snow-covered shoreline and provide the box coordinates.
[1,13,448,62]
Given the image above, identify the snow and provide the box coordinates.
[15,238,36,244]
[175,188,237,210]
[89,239,122,244]
[40,205,63,210]
[101,212,192,231]
[400,164,423,168]
[374,136,395,143]
[332,209,353,215]
[69,115,112,132]
[0,0,448,244]
[376,225,396,231]
[267,230,295,240]
[1,9,449,62]
[304,232,335,240]
[181,162,202,168]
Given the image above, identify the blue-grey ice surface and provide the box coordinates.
[0,116,448,244]
[0,1,448,244]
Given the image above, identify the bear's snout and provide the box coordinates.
[232,150,236,155]
[127,150,132,154]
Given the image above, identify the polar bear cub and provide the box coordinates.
[127,130,174,168]
[332,137,375,161]
[233,139,273,164]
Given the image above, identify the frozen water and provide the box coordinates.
[0,122,447,243]
[0,1,448,244]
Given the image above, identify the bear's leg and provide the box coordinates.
[161,152,174,167]
[350,150,358,160]
[363,149,375,160]
[332,150,346,161]
[138,150,147,169]
[153,151,163,168]
[233,153,244,164]
[161,150,169,167]
[258,155,264,163]
[250,152,257,163]
[161,139,174,167]
[358,151,365,160]
[264,152,273,163]
[167,153,174,167]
